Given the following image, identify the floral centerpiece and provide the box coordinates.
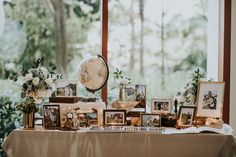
[175,69,206,106]
[10,58,61,127]
[113,68,131,101]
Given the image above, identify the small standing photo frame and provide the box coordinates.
[151,99,171,114]
[141,113,161,127]
[103,110,126,126]
[176,106,196,129]
[196,81,225,118]
[43,105,61,129]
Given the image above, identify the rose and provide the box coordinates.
[32,77,40,86]
[4,63,16,71]
[25,73,33,81]
[40,67,49,78]
[45,78,53,86]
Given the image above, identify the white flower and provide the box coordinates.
[46,90,52,97]
[35,98,43,104]
[177,95,186,103]
[40,67,49,77]
[32,77,40,86]
[25,73,33,81]
[4,63,16,71]
[45,78,53,86]
[120,78,129,85]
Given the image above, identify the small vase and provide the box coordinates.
[23,112,35,128]
[119,86,127,101]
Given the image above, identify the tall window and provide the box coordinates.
[108,0,222,108]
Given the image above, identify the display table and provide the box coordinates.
[2,128,236,157]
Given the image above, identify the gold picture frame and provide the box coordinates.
[196,81,225,118]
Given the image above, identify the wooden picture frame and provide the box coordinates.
[176,106,196,129]
[103,109,126,126]
[141,113,161,127]
[43,105,61,129]
[196,81,225,118]
[151,99,171,114]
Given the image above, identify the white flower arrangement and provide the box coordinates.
[11,58,62,112]
[175,69,206,106]
[113,68,131,88]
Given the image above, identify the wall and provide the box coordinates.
[230,0,236,135]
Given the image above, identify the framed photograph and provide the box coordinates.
[126,112,141,126]
[176,106,196,128]
[141,113,161,127]
[131,85,146,112]
[103,110,126,126]
[151,99,171,114]
[73,112,98,128]
[196,81,225,118]
[125,84,136,101]
[43,105,61,129]
[56,80,77,97]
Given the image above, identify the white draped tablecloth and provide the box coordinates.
[2,128,236,157]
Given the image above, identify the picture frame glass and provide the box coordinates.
[151,99,171,114]
[178,107,195,127]
[196,82,225,118]
[43,105,61,129]
[141,114,160,127]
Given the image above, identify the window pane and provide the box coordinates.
[0,0,101,96]
[108,0,218,108]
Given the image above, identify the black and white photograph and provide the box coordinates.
[151,99,171,114]
[202,91,217,109]
[196,82,225,118]
[56,80,77,97]
[125,84,136,101]
[43,105,60,129]
[141,114,160,127]
[177,106,196,128]
[131,85,146,112]
[103,110,126,126]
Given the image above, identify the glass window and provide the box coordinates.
[108,0,221,108]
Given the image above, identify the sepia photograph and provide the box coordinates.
[125,84,136,101]
[56,80,77,97]
[73,112,98,128]
[103,110,126,126]
[43,105,61,129]
[131,85,146,112]
[141,114,160,127]
[196,82,225,118]
[151,99,171,114]
[177,106,196,128]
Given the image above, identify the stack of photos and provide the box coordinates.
[141,114,161,127]
[56,80,77,97]
[103,110,126,126]
[43,105,61,129]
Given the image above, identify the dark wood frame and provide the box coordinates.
[100,0,231,123]
[176,106,196,129]
[43,105,61,129]
[103,109,126,126]
[141,113,161,127]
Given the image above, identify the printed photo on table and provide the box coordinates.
[103,110,126,126]
[56,80,77,97]
[151,99,171,114]
[176,106,196,128]
[196,81,225,118]
[43,105,61,129]
[141,114,161,127]
[125,84,136,101]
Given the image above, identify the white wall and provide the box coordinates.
[230,0,236,135]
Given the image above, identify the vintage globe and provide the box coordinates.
[78,55,109,93]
